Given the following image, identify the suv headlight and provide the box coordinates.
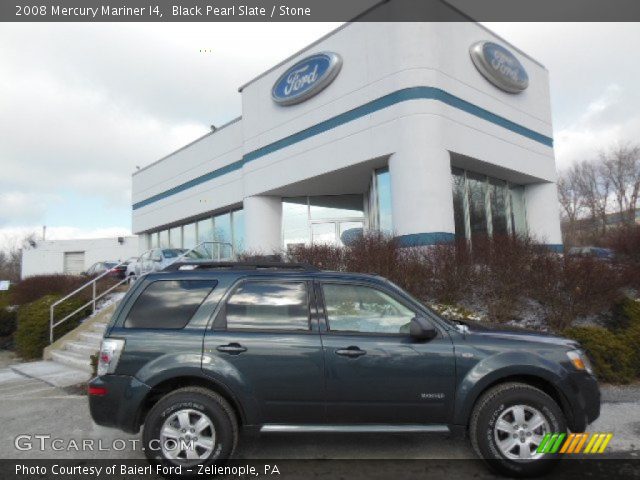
[566,349,593,375]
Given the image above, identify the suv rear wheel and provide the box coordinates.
[469,382,566,478]
[143,387,238,467]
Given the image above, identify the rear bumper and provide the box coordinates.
[88,375,150,434]
[561,371,600,432]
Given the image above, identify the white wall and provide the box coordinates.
[21,236,139,279]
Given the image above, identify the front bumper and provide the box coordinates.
[561,371,600,432]
[88,375,151,434]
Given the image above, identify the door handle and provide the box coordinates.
[335,346,366,358]
[216,343,247,354]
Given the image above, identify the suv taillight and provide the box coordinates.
[97,338,125,376]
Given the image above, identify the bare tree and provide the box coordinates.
[557,164,583,243]
[557,165,582,224]
[0,232,38,283]
[600,143,640,225]
[574,159,611,236]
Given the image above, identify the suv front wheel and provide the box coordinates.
[143,387,238,467]
[469,382,566,478]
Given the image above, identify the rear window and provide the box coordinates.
[162,249,186,258]
[124,280,216,329]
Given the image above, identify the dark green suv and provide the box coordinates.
[89,262,600,477]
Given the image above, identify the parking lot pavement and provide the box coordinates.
[0,372,638,465]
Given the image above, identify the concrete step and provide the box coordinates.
[65,341,100,356]
[11,360,91,388]
[49,350,93,373]
[78,331,104,343]
[89,322,108,333]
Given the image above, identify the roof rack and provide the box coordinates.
[162,261,320,272]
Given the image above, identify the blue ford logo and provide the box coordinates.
[470,41,529,93]
[272,52,342,106]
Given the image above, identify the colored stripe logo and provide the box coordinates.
[537,433,613,454]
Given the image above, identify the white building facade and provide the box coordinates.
[21,236,139,278]
[131,22,562,257]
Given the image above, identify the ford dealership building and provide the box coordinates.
[131,21,562,257]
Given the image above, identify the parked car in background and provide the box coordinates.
[83,261,126,279]
[124,257,139,280]
[567,246,615,261]
[136,248,187,277]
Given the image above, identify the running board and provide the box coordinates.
[260,424,450,433]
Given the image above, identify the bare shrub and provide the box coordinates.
[421,240,474,305]
[471,235,542,323]
[282,232,632,331]
[605,225,640,262]
[529,255,627,331]
[285,243,345,271]
[10,274,94,306]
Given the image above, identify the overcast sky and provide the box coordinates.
[0,22,639,250]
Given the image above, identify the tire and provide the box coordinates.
[469,382,566,478]
[143,387,238,469]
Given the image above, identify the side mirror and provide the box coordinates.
[410,316,438,341]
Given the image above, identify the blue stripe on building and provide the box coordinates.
[133,86,553,210]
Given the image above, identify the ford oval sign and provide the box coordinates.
[470,41,529,94]
[272,52,342,106]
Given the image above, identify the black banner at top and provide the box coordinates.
[3,0,640,22]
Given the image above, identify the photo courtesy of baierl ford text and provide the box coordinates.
[0,0,639,479]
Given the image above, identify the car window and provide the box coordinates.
[124,280,216,329]
[162,249,185,258]
[224,281,309,331]
[322,283,415,334]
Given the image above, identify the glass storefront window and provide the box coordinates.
[510,186,527,235]
[169,227,182,249]
[214,212,232,259]
[489,178,509,236]
[309,195,364,220]
[231,210,245,253]
[283,197,311,249]
[374,168,393,233]
[159,230,169,248]
[466,172,488,237]
[339,221,364,246]
[182,223,196,250]
[147,208,244,259]
[452,168,467,239]
[197,218,213,244]
[452,167,527,241]
[311,222,336,245]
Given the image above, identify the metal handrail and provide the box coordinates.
[49,259,130,343]
[48,242,236,343]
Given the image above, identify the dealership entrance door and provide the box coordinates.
[283,195,366,249]
[311,221,365,246]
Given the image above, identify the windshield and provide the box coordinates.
[381,278,455,328]
[104,262,118,268]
